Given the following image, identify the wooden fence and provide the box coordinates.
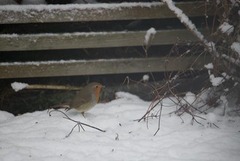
[0,1,213,79]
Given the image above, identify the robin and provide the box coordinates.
[52,82,104,116]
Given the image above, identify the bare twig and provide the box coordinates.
[154,103,163,136]
[25,84,82,91]
[49,109,106,138]
[138,96,162,122]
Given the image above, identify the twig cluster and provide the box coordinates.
[137,76,220,135]
[137,0,239,135]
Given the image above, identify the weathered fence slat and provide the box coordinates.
[0,29,206,51]
[0,56,211,79]
[0,2,211,24]
[0,2,213,79]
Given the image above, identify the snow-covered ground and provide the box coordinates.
[0,92,240,161]
[0,1,239,160]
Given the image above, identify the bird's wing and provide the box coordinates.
[70,91,90,108]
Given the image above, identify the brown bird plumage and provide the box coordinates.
[52,82,103,115]
[69,82,103,114]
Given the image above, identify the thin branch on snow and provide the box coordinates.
[49,109,106,138]
[153,103,163,136]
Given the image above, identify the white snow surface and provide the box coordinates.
[219,22,234,35]
[206,112,218,124]
[0,2,162,11]
[11,82,29,92]
[0,111,14,122]
[231,42,240,56]
[0,92,240,161]
[209,74,225,87]
[144,27,156,45]
[204,63,214,69]
[0,0,104,5]
[142,74,150,82]
[182,92,196,105]
[205,64,227,87]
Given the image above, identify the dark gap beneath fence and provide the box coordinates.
[0,45,192,62]
[0,44,205,62]
[0,17,214,34]
[0,69,210,115]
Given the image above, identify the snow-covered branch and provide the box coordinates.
[162,0,240,67]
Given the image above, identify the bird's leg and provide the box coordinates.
[81,112,85,118]
[65,106,72,112]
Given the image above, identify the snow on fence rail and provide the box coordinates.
[0,29,207,51]
[0,56,211,79]
[0,2,210,24]
[0,1,213,79]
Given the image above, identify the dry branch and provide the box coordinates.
[11,82,83,92]
[25,84,82,90]
[49,109,106,138]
